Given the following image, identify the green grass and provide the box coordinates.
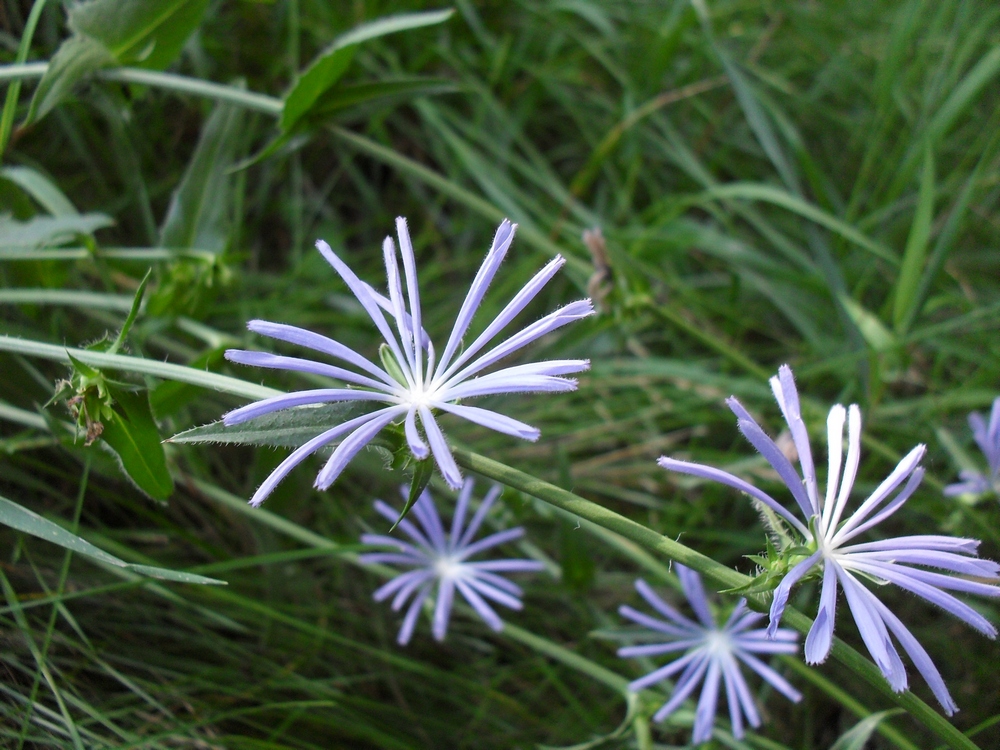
[1,0,999,747]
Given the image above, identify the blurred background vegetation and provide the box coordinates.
[1,0,998,747]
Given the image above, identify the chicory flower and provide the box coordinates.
[360,479,544,644]
[944,397,1000,498]
[224,218,592,506]
[618,565,801,743]
[658,366,1000,714]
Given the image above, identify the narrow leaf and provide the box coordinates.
[100,388,174,500]
[24,35,115,125]
[830,710,904,750]
[893,145,935,333]
[109,268,152,355]
[0,166,79,216]
[280,9,453,132]
[0,213,113,248]
[390,458,434,532]
[159,100,245,251]
[0,493,223,584]
[838,295,896,353]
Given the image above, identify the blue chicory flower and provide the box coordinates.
[618,565,801,743]
[223,217,592,505]
[359,479,544,644]
[658,365,1000,714]
[944,397,1000,498]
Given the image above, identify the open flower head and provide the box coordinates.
[223,218,592,506]
[658,366,1000,714]
[359,479,544,644]
[944,397,1000,498]
[618,565,801,744]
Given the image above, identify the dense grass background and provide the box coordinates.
[1,1,999,747]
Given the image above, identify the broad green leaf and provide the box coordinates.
[100,388,174,500]
[69,0,209,69]
[830,710,903,750]
[24,35,115,125]
[893,145,935,333]
[159,100,245,251]
[0,493,223,584]
[0,212,112,248]
[0,166,79,216]
[280,8,453,132]
[168,402,372,448]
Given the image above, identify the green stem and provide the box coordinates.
[453,448,980,750]
[0,334,278,400]
[0,0,47,157]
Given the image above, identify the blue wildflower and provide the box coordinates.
[619,565,801,743]
[944,397,1000,498]
[223,217,592,506]
[658,366,1000,714]
[359,479,544,644]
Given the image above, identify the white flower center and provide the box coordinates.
[434,555,463,580]
[704,630,731,655]
[405,383,440,410]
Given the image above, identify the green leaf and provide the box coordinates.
[830,710,904,750]
[108,268,151,355]
[0,165,79,216]
[100,387,174,500]
[390,458,435,532]
[839,295,896,353]
[24,35,115,125]
[69,0,209,69]
[168,402,374,448]
[0,213,113,248]
[0,493,223,584]
[280,8,453,132]
[159,100,246,251]
[308,77,458,119]
[893,145,935,333]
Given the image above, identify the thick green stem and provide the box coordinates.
[453,448,980,750]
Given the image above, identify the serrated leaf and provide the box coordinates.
[0,493,223,584]
[0,166,79,216]
[69,0,209,69]
[25,35,115,125]
[101,388,173,500]
[159,100,245,251]
[830,710,903,750]
[280,9,453,133]
[0,212,113,248]
[168,402,374,448]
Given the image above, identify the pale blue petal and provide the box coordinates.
[728,397,814,521]
[435,254,565,382]
[435,219,517,376]
[432,577,455,641]
[455,577,504,631]
[224,388,394,426]
[225,349,392,392]
[433,401,540,441]
[246,319,398,388]
[314,407,404,490]
[657,456,810,537]
[804,567,838,664]
[419,406,463,489]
